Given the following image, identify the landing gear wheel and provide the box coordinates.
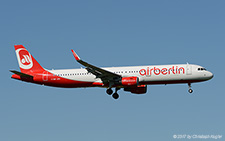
[112,93,119,99]
[188,89,193,93]
[106,88,113,95]
[188,83,193,94]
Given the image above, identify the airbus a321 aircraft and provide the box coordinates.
[10,45,213,99]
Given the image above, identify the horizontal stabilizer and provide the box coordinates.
[10,70,33,78]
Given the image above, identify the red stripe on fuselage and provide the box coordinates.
[12,70,104,88]
[140,79,207,85]
[34,71,103,88]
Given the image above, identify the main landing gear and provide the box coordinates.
[106,88,120,99]
[188,83,193,94]
[106,88,113,95]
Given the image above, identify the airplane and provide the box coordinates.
[10,45,213,99]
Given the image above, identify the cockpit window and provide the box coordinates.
[198,68,207,71]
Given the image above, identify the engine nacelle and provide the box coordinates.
[124,85,147,94]
[121,77,139,86]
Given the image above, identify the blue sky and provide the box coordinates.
[1,0,224,140]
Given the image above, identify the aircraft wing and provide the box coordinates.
[71,50,121,84]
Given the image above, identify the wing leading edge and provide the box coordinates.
[71,50,121,85]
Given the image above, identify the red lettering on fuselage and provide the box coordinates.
[161,68,167,75]
[154,67,160,75]
[140,69,146,76]
[139,66,185,76]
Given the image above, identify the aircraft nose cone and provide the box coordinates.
[204,71,213,80]
[210,72,214,79]
[207,72,214,80]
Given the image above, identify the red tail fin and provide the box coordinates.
[14,45,45,73]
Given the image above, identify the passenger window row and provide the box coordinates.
[55,70,139,76]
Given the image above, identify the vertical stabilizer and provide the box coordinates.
[14,45,45,73]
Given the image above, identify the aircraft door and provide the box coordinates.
[186,64,192,75]
[42,71,48,81]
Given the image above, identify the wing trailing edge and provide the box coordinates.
[71,49,121,85]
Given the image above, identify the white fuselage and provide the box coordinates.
[47,64,213,87]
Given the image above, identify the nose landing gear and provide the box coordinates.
[188,83,193,93]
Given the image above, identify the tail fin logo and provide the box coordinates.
[16,48,33,70]
[21,55,31,64]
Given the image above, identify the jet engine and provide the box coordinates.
[124,85,147,94]
[121,77,139,86]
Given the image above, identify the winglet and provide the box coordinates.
[71,49,80,61]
